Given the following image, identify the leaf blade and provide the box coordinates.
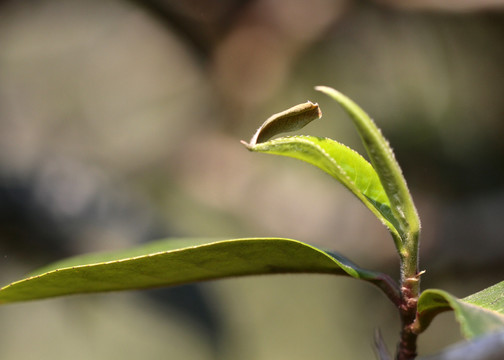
[244,135,402,246]
[0,237,398,304]
[315,86,420,245]
[417,281,504,339]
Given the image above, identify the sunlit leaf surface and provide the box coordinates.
[0,238,398,304]
[316,86,420,246]
[244,135,401,242]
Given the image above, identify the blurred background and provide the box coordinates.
[0,0,503,359]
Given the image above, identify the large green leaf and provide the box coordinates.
[315,86,420,249]
[243,135,402,250]
[0,238,399,305]
[417,281,504,339]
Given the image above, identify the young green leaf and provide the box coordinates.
[243,135,402,249]
[0,237,400,305]
[416,281,504,339]
[315,86,420,247]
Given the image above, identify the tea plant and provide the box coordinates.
[0,86,503,359]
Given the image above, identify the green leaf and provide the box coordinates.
[315,86,420,247]
[0,238,400,305]
[417,281,504,339]
[243,135,402,250]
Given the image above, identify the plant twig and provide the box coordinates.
[396,265,423,360]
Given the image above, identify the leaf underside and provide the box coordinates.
[0,238,394,305]
[417,281,504,339]
[246,101,322,145]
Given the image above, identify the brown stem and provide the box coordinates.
[395,272,422,360]
[396,326,418,360]
[369,273,402,308]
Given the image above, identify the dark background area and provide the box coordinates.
[0,0,503,359]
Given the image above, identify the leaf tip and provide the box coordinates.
[240,139,253,150]
[315,85,336,95]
